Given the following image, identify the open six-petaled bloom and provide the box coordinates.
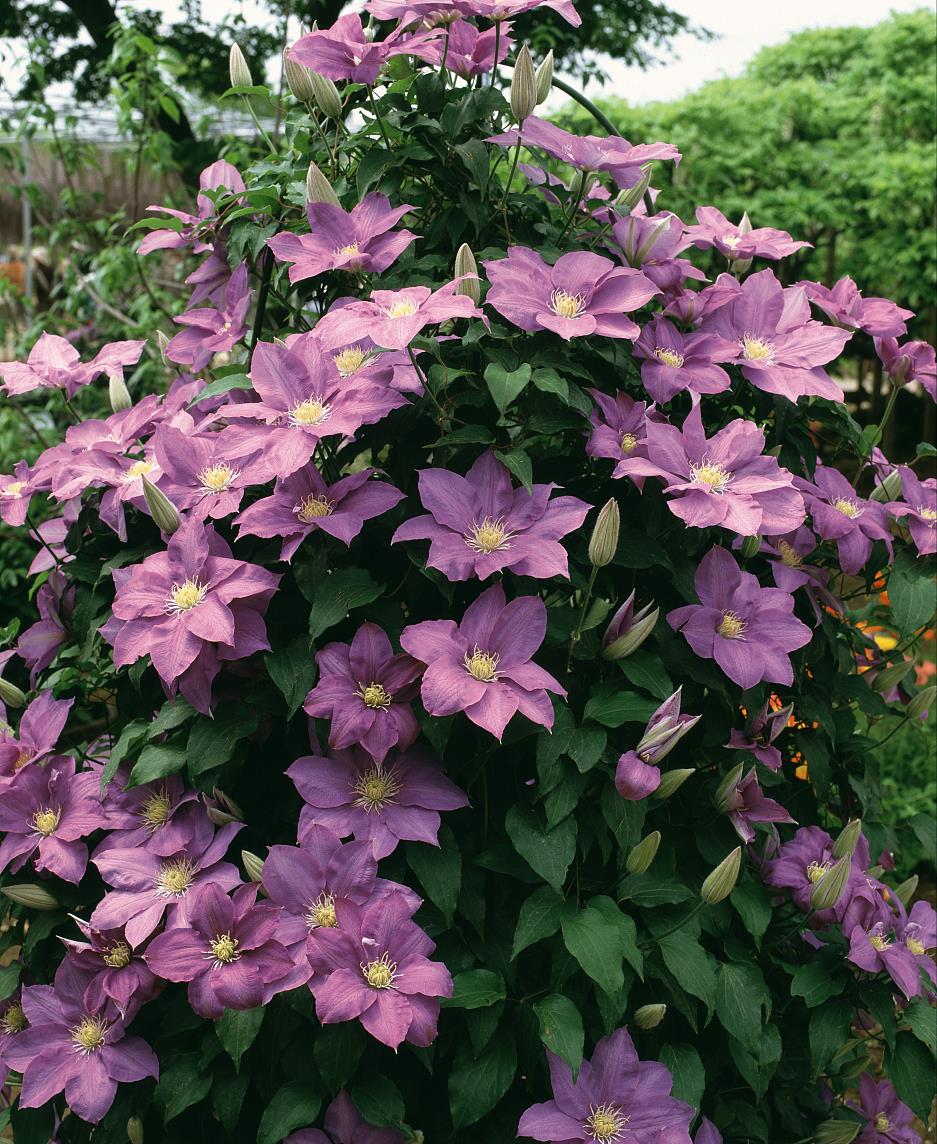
[796,465,893,574]
[0,332,145,398]
[61,916,163,1017]
[887,466,937,556]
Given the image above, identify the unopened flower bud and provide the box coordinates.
[109,372,132,413]
[156,330,171,363]
[212,787,244,821]
[229,44,253,89]
[404,1133,424,1144]
[626,831,661,875]
[309,71,343,119]
[655,768,694,799]
[127,1116,145,1144]
[535,50,553,105]
[0,674,27,708]
[510,45,537,124]
[242,850,265,883]
[714,763,744,813]
[283,51,318,102]
[617,164,653,213]
[2,882,60,910]
[738,211,753,235]
[809,854,851,912]
[141,476,181,536]
[832,819,862,860]
[207,806,239,826]
[906,684,936,720]
[454,243,481,305]
[603,607,659,661]
[871,659,914,693]
[894,874,919,907]
[306,161,340,207]
[701,847,741,904]
[633,1003,666,1030]
[588,498,619,567]
[866,864,885,880]
[869,468,903,503]
[814,1120,860,1144]
[739,534,761,558]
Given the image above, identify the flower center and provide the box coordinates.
[14,747,30,770]
[722,233,742,249]
[140,788,173,831]
[156,857,196,897]
[907,937,926,956]
[717,611,748,640]
[356,681,393,710]
[208,933,239,965]
[198,463,238,493]
[32,806,61,836]
[70,1015,108,1055]
[123,459,154,482]
[918,505,936,521]
[869,931,892,952]
[874,1114,890,1132]
[333,346,369,376]
[361,952,398,990]
[352,766,401,813]
[289,397,332,427]
[690,458,733,494]
[550,289,586,319]
[335,242,360,259]
[584,1103,628,1142]
[305,892,339,930]
[2,481,26,496]
[741,335,775,363]
[778,540,803,567]
[806,860,832,884]
[654,347,685,368]
[384,299,418,319]
[166,577,209,615]
[294,493,334,522]
[620,432,638,455]
[464,517,513,554]
[464,647,500,682]
[1,1003,26,1035]
[833,497,862,519]
[103,942,132,968]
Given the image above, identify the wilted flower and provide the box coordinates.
[0,332,144,399]
[717,766,795,843]
[874,336,936,399]
[0,690,74,779]
[289,14,442,84]
[419,18,512,79]
[137,160,245,256]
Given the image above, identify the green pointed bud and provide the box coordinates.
[404,1133,424,1144]
[283,50,318,103]
[714,763,744,813]
[310,72,343,119]
[603,608,660,661]
[738,211,753,235]
[626,831,661,875]
[809,854,851,912]
[229,43,253,89]
[156,330,171,363]
[212,787,244,822]
[453,243,481,305]
[739,534,761,558]
[655,768,694,798]
[535,50,553,105]
[831,818,862,860]
[731,211,754,273]
[510,45,537,124]
[814,1119,860,1144]
[871,659,914,693]
[109,372,133,413]
[0,674,27,709]
[588,498,620,568]
[866,864,885,880]
[242,849,265,883]
[906,684,936,721]
[306,160,340,207]
[2,882,60,910]
[869,468,903,503]
[142,476,180,536]
[633,1003,666,1029]
[700,846,741,904]
[617,164,653,213]
[127,1116,145,1144]
[207,805,240,826]
[894,874,919,908]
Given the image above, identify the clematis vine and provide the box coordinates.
[0,332,144,399]
[847,899,936,1000]
[419,17,512,78]
[725,698,794,772]
[849,1075,918,1144]
[874,336,936,400]
[716,766,795,843]
[615,688,700,800]
[93,771,207,856]
[16,570,75,683]
[151,421,264,521]
[289,14,442,84]
[137,159,245,255]
[0,690,74,779]
[610,210,706,296]
[0,460,39,527]
[585,389,655,481]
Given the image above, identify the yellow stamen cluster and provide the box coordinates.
[740,335,774,363]
[123,459,155,483]
[918,505,937,521]
[690,459,733,494]
[295,494,334,522]
[806,860,832,884]
[654,347,685,369]
[874,1114,890,1133]
[1,1003,26,1035]
[869,932,891,952]
[550,289,586,319]
[833,497,862,519]
[141,788,173,832]
[70,1015,108,1054]
[620,433,638,455]
[777,540,803,567]
[356,681,393,710]
[584,1103,628,1142]
[289,398,332,427]
[198,463,239,493]
[103,942,132,968]
[166,577,209,615]
[464,517,513,554]
[156,857,197,897]
[353,766,402,813]
[2,481,26,497]
[32,807,61,836]
[384,299,418,319]
[305,892,339,930]
[717,611,748,640]
[722,233,742,249]
[208,933,239,965]
[333,346,369,376]
[464,648,500,682]
[906,936,926,956]
[335,242,361,259]
[361,952,398,990]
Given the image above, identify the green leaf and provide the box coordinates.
[258,1081,322,1144]
[99,719,149,789]
[187,705,261,778]
[567,723,607,773]
[888,549,937,633]
[308,569,384,640]
[660,1043,706,1110]
[809,1000,854,1074]
[617,651,673,700]
[904,998,937,1055]
[212,1068,249,1136]
[886,1031,936,1121]
[156,1051,213,1122]
[658,935,717,1007]
[484,361,531,413]
[791,962,847,1008]
[215,1006,265,1070]
[562,895,642,996]
[313,1023,365,1093]
[188,373,253,406]
[534,994,584,1079]
[350,1074,405,1128]
[715,962,770,1052]
[512,886,572,958]
[505,805,576,890]
[128,743,186,786]
[0,962,21,1001]
[583,689,659,727]
[444,969,506,1009]
[531,367,570,403]
[731,881,773,948]
[448,1035,517,1129]
[265,636,316,717]
[407,836,461,924]
[496,447,533,489]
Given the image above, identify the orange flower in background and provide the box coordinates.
[916,660,936,686]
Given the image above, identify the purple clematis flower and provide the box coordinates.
[166,262,252,373]
[517,1026,694,1143]
[487,116,679,188]
[0,690,73,780]
[726,698,793,772]
[754,527,842,611]
[306,890,453,1050]
[610,211,706,297]
[614,754,661,800]
[314,280,484,352]
[152,422,264,522]
[401,584,566,740]
[620,402,806,537]
[0,332,144,398]
[0,460,39,526]
[4,961,158,1125]
[0,756,106,883]
[137,159,245,255]
[145,881,295,1018]
[874,336,936,401]
[94,772,206,857]
[16,571,74,684]
[101,517,279,714]
[716,766,795,843]
[453,0,581,24]
[800,277,913,338]
[289,14,441,84]
[849,1074,918,1144]
[483,247,658,341]
[616,686,700,795]
[668,546,811,689]
[60,917,162,1017]
[285,1088,406,1144]
[235,465,404,562]
[304,623,422,763]
[269,193,416,282]
[632,316,735,402]
[585,389,654,482]
[701,269,852,403]
[680,206,810,263]
[0,988,27,1074]
[392,451,589,581]
[419,17,512,79]
[888,466,937,555]
[288,745,468,860]
[848,899,936,1001]
[91,817,242,946]
[796,465,893,575]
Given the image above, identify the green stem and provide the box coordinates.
[651,900,706,943]
[25,511,62,568]
[854,379,900,488]
[489,22,502,87]
[555,169,588,246]
[367,86,392,150]
[566,564,598,672]
[243,97,276,153]
[408,347,447,426]
[249,250,274,359]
